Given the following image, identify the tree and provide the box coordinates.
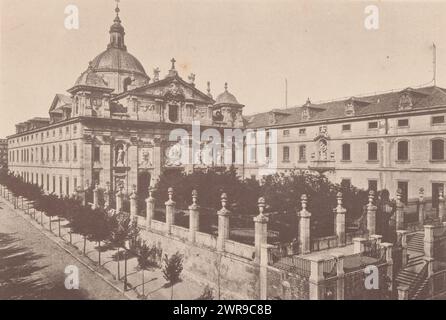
[87,207,113,265]
[197,285,214,300]
[162,252,184,300]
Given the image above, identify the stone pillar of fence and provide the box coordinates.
[130,185,138,219]
[396,188,405,230]
[217,193,230,252]
[424,225,435,258]
[366,190,377,236]
[396,230,408,267]
[397,286,409,300]
[353,237,367,253]
[165,187,176,235]
[145,187,155,230]
[331,252,345,300]
[418,188,425,225]
[259,243,272,300]
[309,256,325,300]
[116,186,124,213]
[104,182,111,208]
[254,197,269,263]
[93,183,100,209]
[188,190,200,243]
[335,192,346,247]
[369,234,383,245]
[298,194,311,254]
[380,242,394,292]
[439,188,445,222]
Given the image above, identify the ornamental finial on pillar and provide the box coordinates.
[368,190,375,206]
[192,190,198,206]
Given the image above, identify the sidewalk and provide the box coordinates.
[0,192,205,300]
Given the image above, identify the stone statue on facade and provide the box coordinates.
[116,146,126,167]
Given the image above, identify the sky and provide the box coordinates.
[1,0,446,138]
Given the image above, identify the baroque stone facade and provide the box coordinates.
[7,7,244,197]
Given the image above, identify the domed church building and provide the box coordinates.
[7,4,245,197]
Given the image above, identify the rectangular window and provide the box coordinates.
[283,130,290,137]
[65,144,69,161]
[397,141,409,161]
[398,181,409,205]
[342,124,351,131]
[368,121,378,129]
[397,119,409,127]
[73,144,77,161]
[47,175,50,192]
[66,177,70,196]
[299,128,306,135]
[74,178,78,191]
[432,139,445,161]
[52,146,56,161]
[283,146,290,162]
[368,142,378,161]
[342,144,351,161]
[299,145,306,161]
[368,180,378,191]
[52,176,56,193]
[266,147,271,159]
[59,145,63,161]
[59,177,63,195]
[93,146,101,162]
[432,115,445,125]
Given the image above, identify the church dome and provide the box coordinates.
[90,48,147,78]
[73,4,150,94]
[215,83,241,105]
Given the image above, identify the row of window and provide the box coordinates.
[278,115,445,137]
[14,171,78,196]
[9,143,78,163]
[277,139,446,163]
[9,125,78,145]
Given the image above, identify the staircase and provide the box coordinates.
[407,232,424,254]
[395,231,430,300]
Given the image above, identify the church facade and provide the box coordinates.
[6,5,446,214]
[7,6,244,200]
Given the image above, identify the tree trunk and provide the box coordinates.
[98,241,101,265]
[117,247,121,280]
[49,218,52,232]
[83,236,87,255]
[58,219,61,237]
[69,232,72,244]
[142,270,145,297]
[171,283,174,300]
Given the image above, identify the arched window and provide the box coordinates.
[397,141,409,161]
[342,143,351,161]
[431,139,445,160]
[368,142,378,161]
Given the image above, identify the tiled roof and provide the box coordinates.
[247,86,446,128]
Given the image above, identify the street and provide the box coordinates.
[0,198,126,300]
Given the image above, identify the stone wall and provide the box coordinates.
[138,217,260,300]
[266,267,310,300]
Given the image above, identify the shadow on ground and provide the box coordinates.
[0,232,89,300]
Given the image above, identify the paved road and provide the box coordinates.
[0,198,126,300]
